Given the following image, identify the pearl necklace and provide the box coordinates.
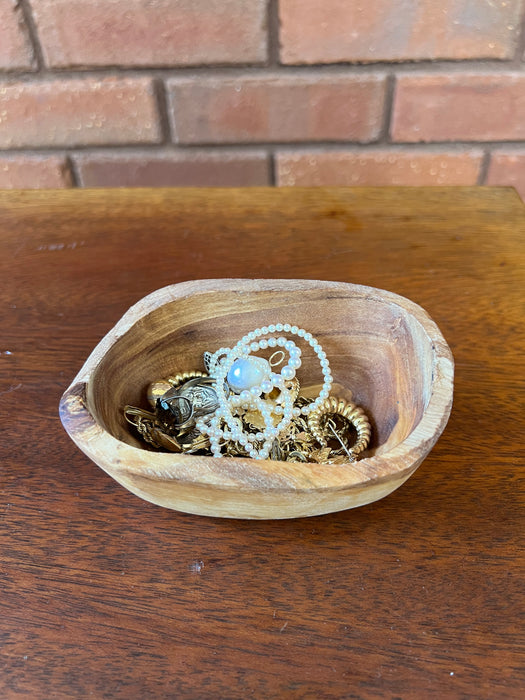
[197,324,333,460]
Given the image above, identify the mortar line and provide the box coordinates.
[65,153,81,187]
[2,60,525,83]
[18,0,45,72]
[2,142,525,156]
[153,78,173,144]
[266,0,281,68]
[378,74,396,144]
[267,149,277,185]
[511,5,525,66]
[477,151,492,185]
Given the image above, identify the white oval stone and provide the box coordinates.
[227,357,271,393]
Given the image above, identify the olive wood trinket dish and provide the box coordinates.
[59,279,454,519]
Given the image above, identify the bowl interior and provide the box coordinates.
[87,287,434,458]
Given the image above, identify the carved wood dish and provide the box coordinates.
[59,279,454,519]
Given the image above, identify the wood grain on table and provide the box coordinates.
[0,187,524,699]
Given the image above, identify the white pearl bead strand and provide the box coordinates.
[198,324,332,460]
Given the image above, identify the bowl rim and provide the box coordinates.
[59,279,454,493]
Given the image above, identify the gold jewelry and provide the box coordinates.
[307,397,371,461]
[147,380,173,408]
[157,376,220,432]
[126,345,373,465]
[124,405,182,452]
[147,371,209,408]
[167,370,208,388]
[177,427,211,454]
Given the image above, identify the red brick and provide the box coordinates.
[0,155,71,188]
[168,74,387,144]
[392,74,525,142]
[0,77,161,148]
[31,0,267,68]
[276,149,482,186]
[75,151,270,187]
[0,0,34,70]
[486,150,525,201]
[279,0,523,64]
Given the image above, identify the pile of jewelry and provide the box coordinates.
[124,324,371,465]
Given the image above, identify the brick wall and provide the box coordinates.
[1,0,525,198]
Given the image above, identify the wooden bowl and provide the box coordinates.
[59,279,454,519]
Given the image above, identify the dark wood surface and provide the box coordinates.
[1,187,523,699]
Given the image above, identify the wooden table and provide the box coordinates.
[1,187,523,699]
